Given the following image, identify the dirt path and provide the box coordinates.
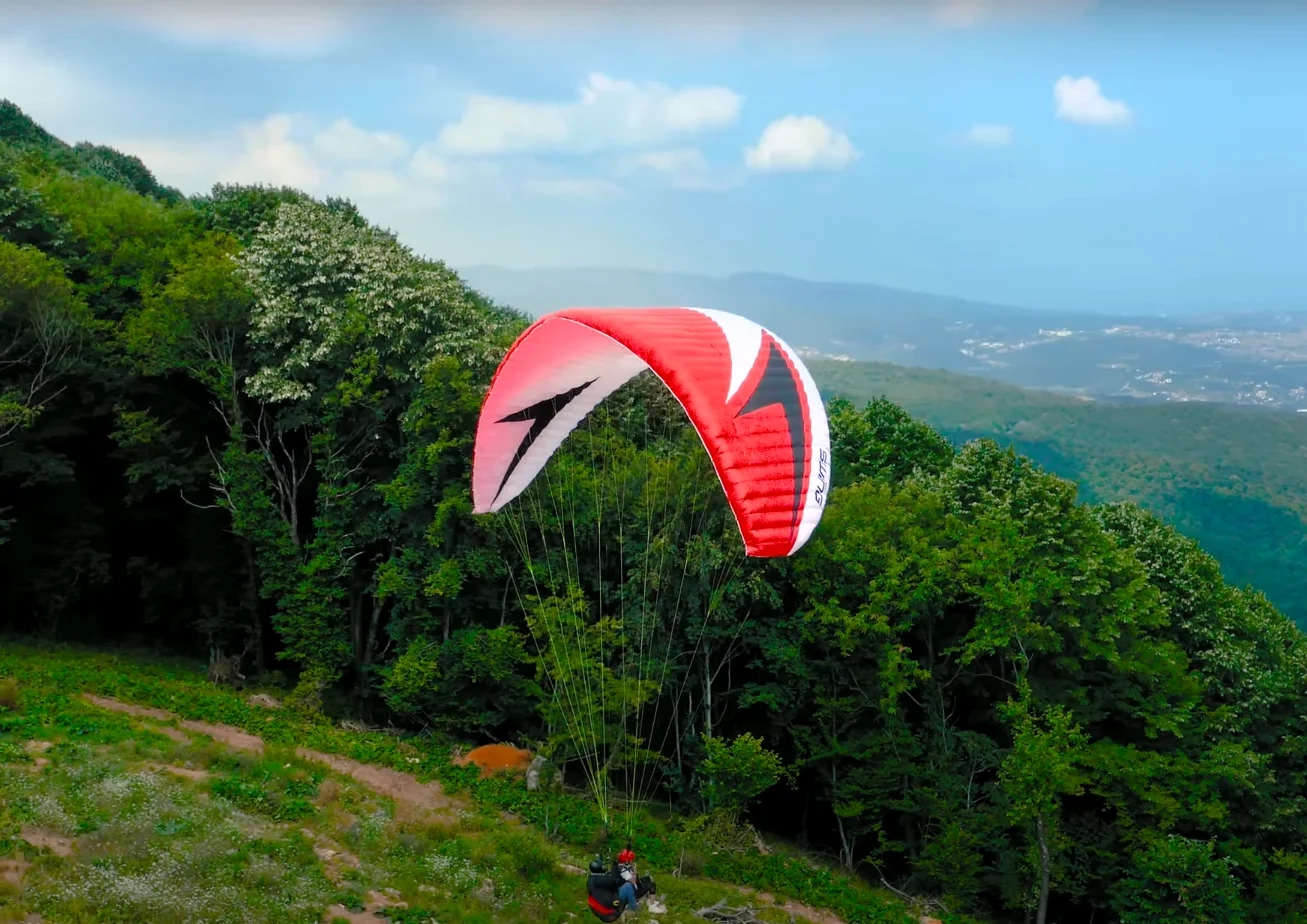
[19,828,74,857]
[298,748,461,823]
[777,899,848,924]
[77,694,857,924]
[732,886,849,924]
[321,889,409,923]
[143,761,210,782]
[83,694,265,752]
[80,694,464,822]
[1,858,31,887]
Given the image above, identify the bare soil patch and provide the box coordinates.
[21,741,52,772]
[736,887,846,924]
[82,694,172,722]
[177,719,263,753]
[19,828,73,857]
[0,858,30,887]
[82,694,264,752]
[143,761,210,782]
[778,899,846,924]
[322,889,407,923]
[304,828,362,886]
[297,748,462,822]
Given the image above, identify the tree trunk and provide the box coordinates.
[287,467,302,548]
[242,538,264,673]
[363,596,384,670]
[702,648,713,741]
[350,586,364,666]
[830,763,855,869]
[358,594,385,715]
[673,690,684,779]
[1035,812,1051,924]
[834,812,854,870]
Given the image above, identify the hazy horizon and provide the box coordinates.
[453,262,1306,319]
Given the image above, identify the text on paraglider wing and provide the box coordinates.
[814,447,829,507]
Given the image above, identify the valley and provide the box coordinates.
[460,265,1307,409]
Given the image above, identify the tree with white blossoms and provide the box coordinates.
[238,199,505,405]
[225,198,522,708]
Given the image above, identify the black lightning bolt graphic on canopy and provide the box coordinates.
[735,340,807,535]
[492,379,598,507]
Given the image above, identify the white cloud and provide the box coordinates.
[312,118,410,166]
[226,115,328,189]
[337,168,409,200]
[9,0,356,56]
[1054,75,1132,126]
[0,37,115,137]
[618,148,742,192]
[964,123,1014,147]
[108,112,629,215]
[436,72,743,155]
[109,116,375,196]
[744,116,859,173]
[438,97,571,156]
[524,177,626,199]
[633,148,709,183]
[409,145,459,182]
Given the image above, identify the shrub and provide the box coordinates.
[0,677,19,712]
[699,733,784,819]
[1115,835,1246,924]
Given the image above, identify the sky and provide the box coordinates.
[1,0,1305,315]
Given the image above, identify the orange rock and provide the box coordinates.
[453,743,533,778]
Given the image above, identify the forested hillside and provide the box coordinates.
[813,360,1307,629]
[3,99,1307,924]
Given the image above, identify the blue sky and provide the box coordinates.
[1,0,1305,314]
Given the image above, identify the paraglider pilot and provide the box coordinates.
[586,851,655,920]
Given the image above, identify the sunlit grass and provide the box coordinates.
[0,641,975,924]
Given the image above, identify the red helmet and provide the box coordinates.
[618,848,635,864]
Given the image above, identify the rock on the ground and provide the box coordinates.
[526,753,545,790]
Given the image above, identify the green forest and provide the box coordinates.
[2,98,1307,924]
[815,360,1307,630]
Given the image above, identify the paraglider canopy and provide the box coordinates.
[471,307,831,557]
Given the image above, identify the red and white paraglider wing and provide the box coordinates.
[471,307,830,558]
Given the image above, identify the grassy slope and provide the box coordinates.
[812,360,1307,629]
[0,644,974,924]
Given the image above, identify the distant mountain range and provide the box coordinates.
[459,265,1307,410]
